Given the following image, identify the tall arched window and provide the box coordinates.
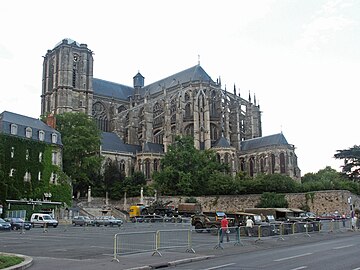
[280,152,286,174]
[271,154,276,174]
[260,158,265,173]
[145,159,151,179]
[92,102,109,131]
[185,103,191,118]
[249,157,254,177]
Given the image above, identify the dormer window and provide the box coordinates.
[11,147,14,158]
[25,127,32,138]
[39,152,43,163]
[51,133,58,144]
[10,124,18,135]
[39,130,45,141]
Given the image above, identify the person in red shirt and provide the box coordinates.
[220,215,230,243]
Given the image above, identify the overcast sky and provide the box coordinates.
[0,0,359,175]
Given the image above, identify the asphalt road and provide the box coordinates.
[171,233,360,270]
[0,221,358,270]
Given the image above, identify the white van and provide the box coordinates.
[30,213,58,228]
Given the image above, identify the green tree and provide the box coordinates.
[334,145,360,181]
[256,192,288,208]
[153,136,228,196]
[55,112,103,198]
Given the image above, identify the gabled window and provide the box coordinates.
[51,133,58,143]
[24,171,31,182]
[10,124,18,135]
[9,168,15,177]
[25,127,32,138]
[39,130,45,141]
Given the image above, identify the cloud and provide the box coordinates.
[295,0,356,52]
[0,44,13,60]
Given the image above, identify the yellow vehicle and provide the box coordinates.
[129,205,145,218]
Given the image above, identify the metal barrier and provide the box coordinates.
[214,226,242,249]
[319,219,352,233]
[156,229,195,254]
[113,231,157,261]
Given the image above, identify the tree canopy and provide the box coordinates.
[152,136,229,196]
[55,112,103,198]
[334,145,360,181]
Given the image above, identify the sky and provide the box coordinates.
[0,0,359,175]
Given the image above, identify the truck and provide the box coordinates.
[129,200,175,217]
[176,203,202,217]
[191,211,235,235]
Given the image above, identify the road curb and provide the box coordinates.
[168,255,214,266]
[1,252,33,270]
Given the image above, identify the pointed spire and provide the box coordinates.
[225,84,227,92]
[198,54,200,65]
[238,87,241,97]
[233,84,236,95]
[248,90,251,103]
[254,93,257,106]
[218,76,221,86]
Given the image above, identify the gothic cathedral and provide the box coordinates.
[41,39,301,181]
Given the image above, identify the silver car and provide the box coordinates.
[72,216,94,226]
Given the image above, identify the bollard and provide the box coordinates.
[43,222,48,233]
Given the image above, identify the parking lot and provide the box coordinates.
[0,219,352,270]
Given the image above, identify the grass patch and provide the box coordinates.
[0,255,24,269]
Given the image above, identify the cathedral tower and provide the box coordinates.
[41,39,94,116]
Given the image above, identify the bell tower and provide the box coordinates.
[41,38,94,116]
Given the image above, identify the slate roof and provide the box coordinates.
[92,65,214,100]
[101,132,141,154]
[142,65,214,96]
[241,133,289,151]
[93,78,134,101]
[213,136,231,148]
[0,111,62,146]
[142,142,164,153]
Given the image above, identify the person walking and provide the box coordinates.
[220,214,230,243]
[246,216,254,237]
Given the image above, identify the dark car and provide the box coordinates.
[5,217,32,230]
[0,218,11,231]
[72,216,94,226]
[317,213,342,220]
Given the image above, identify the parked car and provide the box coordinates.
[0,218,11,231]
[94,216,123,227]
[144,215,172,223]
[72,216,94,226]
[4,217,32,230]
[317,213,343,220]
[30,213,58,228]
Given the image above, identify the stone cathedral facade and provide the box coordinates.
[41,39,301,181]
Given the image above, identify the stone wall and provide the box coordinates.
[90,190,360,216]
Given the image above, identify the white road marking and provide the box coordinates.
[290,266,308,270]
[202,263,236,270]
[274,253,313,262]
[332,244,354,249]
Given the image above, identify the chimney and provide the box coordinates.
[46,113,56,129]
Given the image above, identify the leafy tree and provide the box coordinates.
[256,192,288,208]
[110,171,147,199]
[334,145,360,181]
[153,136,229,196]
[103,159,125,195]
[55,112,103,198]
